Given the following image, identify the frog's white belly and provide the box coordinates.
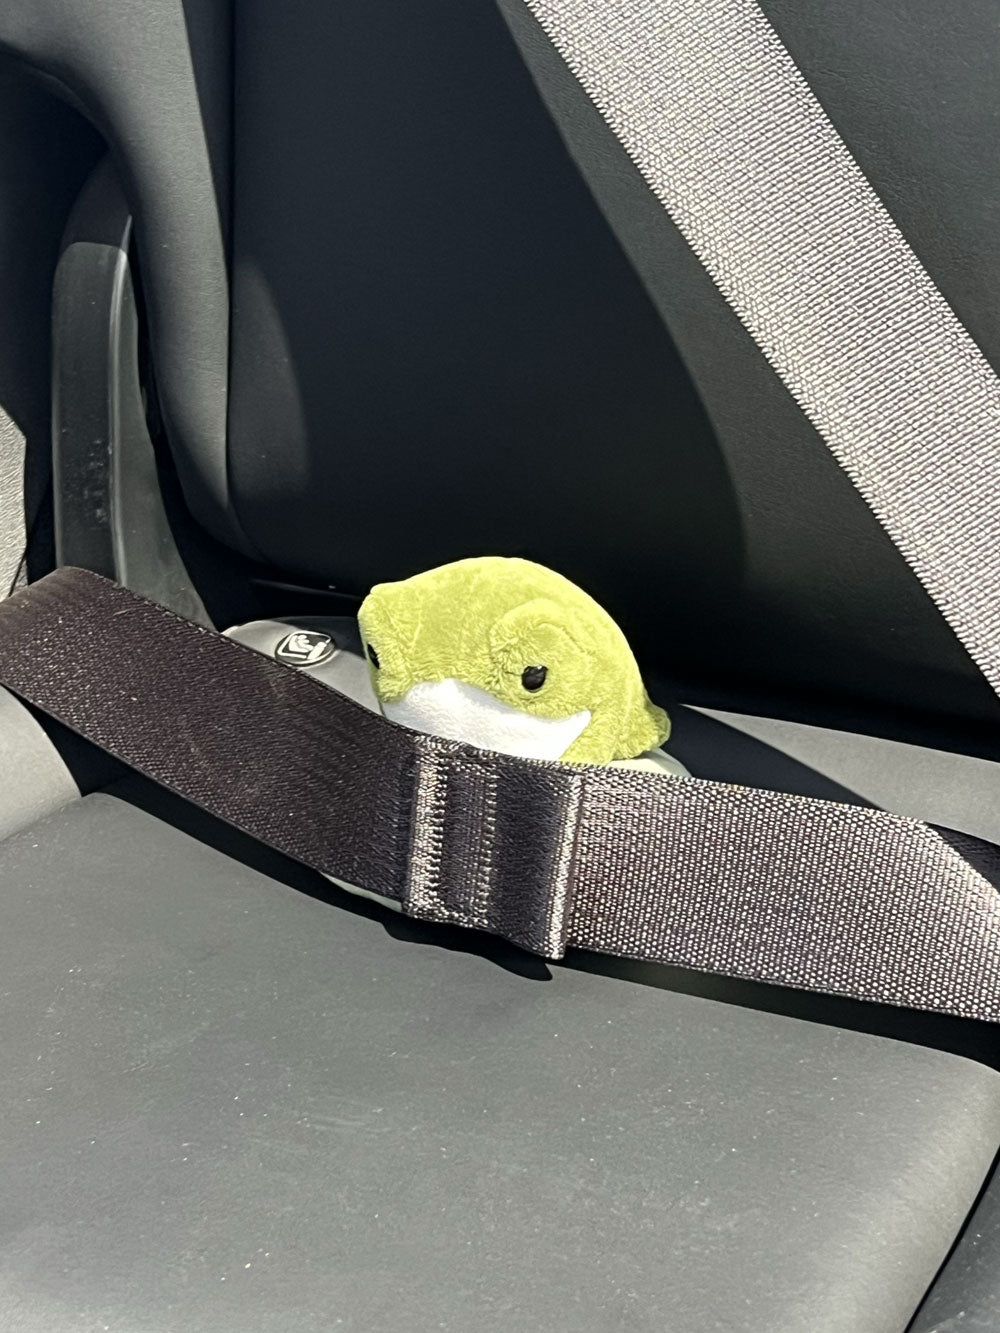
[381,677,592,761]
[612,749,690,777]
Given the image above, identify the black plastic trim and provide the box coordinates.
[52,156,208,625]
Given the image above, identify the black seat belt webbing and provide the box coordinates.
[2,568,998,1022]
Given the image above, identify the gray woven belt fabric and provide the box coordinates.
[2,569,1000,1021]
[519,0,1000,696]
[0,407,26,596]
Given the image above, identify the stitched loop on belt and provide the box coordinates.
[405,743,585,958]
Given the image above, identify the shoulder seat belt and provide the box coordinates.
[517,0,1000,696]
[0,567,998,1022]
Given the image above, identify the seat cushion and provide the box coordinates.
[0,794,998,1332]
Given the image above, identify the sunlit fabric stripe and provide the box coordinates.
[521,0,1000,693]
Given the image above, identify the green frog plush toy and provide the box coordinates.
[358,556,687,776]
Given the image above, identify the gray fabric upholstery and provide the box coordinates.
[0,792,997,1332]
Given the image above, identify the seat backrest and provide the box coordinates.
[225,0,1000,734]
[5,0,1000,735]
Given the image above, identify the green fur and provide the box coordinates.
[357,556,669,765]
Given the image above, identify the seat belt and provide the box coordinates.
[1,567,1000,1021]
[1,1,999,1020]
[519,0,1000,698]
[0,408,27,596]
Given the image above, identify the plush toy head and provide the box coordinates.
[357,556,669,765]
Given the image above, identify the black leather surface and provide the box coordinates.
[912,1164,1000,1332]
[1,792,999,1332]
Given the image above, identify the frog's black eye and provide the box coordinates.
[521,665,547,692]
[366,643,380,670]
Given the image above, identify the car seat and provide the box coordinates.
[0,1,998,1328]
